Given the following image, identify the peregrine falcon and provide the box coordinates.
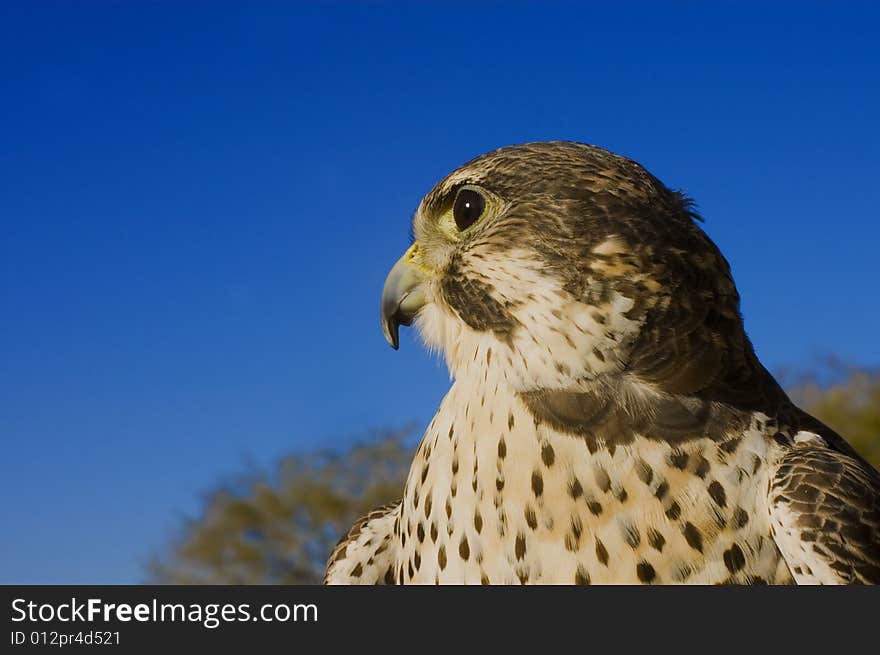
[325,141,880,584]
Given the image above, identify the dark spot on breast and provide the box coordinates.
[438,545,447,570]
[683,522,703,552]
[636,561,656,583]
[669,450,689,469]
[708,480,727,507]
[665,501,681,521]
[733,507,749,528]
[417,523,425,542]
[350,562,363,578]
[622,522,641,548]
[635,459,653,485]
[673,562,693,582]
[568,478,584,499]
[693,456,710,478]
[430,522,438,542]
[575,565,591,585]
[531,471,544,496]
[515,533,527,560]
[497,437,507,459]
[647,527,666,552]
[474,511,483,533]
[719,438,741,454]
[459,536,470,560]
[524,505,538,530]
[541,443,555,467]
[587,500,603,516]
[723,543,745,573]
[595,538,609,566]
[654,481,669,500]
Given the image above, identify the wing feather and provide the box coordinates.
[769,442,880,584]
[324,501,400,585]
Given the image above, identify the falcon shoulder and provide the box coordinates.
[768,426,880,585]
[324,501,400,584]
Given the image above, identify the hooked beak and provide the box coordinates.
[381,244,428,349]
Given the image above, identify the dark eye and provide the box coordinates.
[452,188,486,231]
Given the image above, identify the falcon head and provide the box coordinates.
[382,142,762,406]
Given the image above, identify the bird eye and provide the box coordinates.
[452,188,487,231]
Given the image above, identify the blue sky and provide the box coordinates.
[1,2,878,583]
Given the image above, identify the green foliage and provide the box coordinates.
[147,427,414,584]
[148,368,880,584]
[788,366,880,469]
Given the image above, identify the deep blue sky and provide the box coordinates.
[1,2,878,583]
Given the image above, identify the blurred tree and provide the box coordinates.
[147,427,414,584]
[148,367,879,584]
[787,364,880,469]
